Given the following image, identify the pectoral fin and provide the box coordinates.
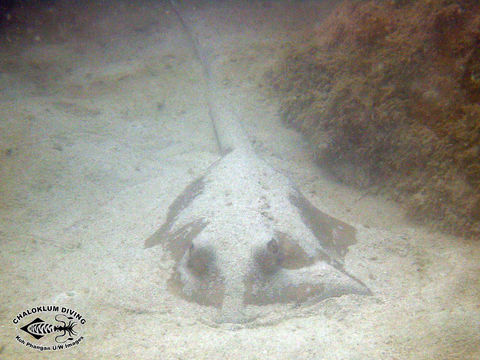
[245,262,370,305]
[145,176,206,249]
[289,191,356,260]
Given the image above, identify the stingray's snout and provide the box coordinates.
[217,293,248,324]
[215,270,255,324]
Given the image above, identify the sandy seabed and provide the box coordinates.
[0,1,478,359]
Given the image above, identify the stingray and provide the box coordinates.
[145,0,370,323]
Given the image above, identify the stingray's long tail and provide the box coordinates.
[168,0,251,154]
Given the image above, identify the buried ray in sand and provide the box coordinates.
[144,0,371,324]
[145,145,371,323]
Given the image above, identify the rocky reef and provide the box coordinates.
[268,0,480,238]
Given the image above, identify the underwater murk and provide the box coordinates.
[0,0,479,359]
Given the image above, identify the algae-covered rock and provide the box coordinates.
[268,0,480,239]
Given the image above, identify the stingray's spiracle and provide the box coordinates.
[54,314,78,343]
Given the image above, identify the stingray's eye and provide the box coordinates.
[254,238,284,274]
[267,238,280,255]
[187,243,215,276]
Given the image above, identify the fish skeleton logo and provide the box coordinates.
[20,315,77,341]
[13,306,85,351]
